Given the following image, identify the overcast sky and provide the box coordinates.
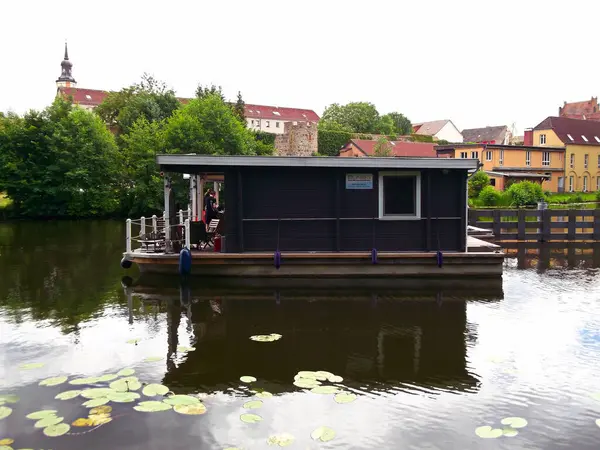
[1,0,597,135]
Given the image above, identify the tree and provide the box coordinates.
[234,91,246,126]
[195,84,225,101]
[321,102,380,134]
[95,73,180,136]
[507,181,545,207]
[381,112,412,135]
[0,98,121,218]
[375,115,395,135]
[164,93,274,156]
[468,171,490,198]
[373,137,393,157]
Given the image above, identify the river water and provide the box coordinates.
[1,221,600,449]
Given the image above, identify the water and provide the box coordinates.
[1,221,600,449]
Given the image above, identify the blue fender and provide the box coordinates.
[274,250,281,270]
[120,257,132,269]
[179,248,192,275]
[371,248,378,264]
[436,251,443,268]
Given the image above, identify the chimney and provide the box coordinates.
[524,128,533,146]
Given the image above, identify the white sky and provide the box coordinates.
[1,0,598,135]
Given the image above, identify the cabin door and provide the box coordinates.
[557,177,564,193]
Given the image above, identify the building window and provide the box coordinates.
[583,176,589,192]
[540,134,546,145]
[569,176,574,192]
[485,150,492,161]
[570,154,575,168]
[266,121,270,128]
[542,152,550,167]
[460,152,467,158]
[471,151,479,159]
[585,154,589,168]
[597,176,600,191]
[499,150,504,166]
[526,151,531,166]
[490,178,496,187]
[276,122,280,128]
[378,171,421,220]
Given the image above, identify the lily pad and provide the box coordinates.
[293,379,321,389]
[296,371,318,379]
[250,334,282,342]
[72,417,94,427]
[90,405,112,415]
[475,426,503,439]
[26,410,58,420]
[500,417,528,428]
[267,433,295,447]
[0,439,13,446]
[69,377,101,385]
[177,346,196,352]
[97,373,119,382]
[43,423,70,437]
[39,376,68,387]
[502,427,519,437]
[173,403,207,415]
[19,362,45,370]
[143,356,163,363]
[82,397,110,408]
[142,384,169,397]
[163,395,199,406]
[240,376,256,383]
[334,392,357,404]
[0,407,12,420]
[328,375,344,383]
[596,418,600,428]
[34,415,64,428]
[134,401,172,412]
[126,338,140,344]
[311,426,336,442]
[255,391,273,399]
[55,390,81,400]
[110,377,141,392]
[0,395,19,404]
[107,391,140,403]
[310,386,340,394]
[88,413,112,425]
[240,413,262,423]
[243,400,263,409]
[80,388,114,399]
[117,368,135,377]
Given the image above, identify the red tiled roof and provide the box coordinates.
[560,98,597,116]
[348,139,437,157]
[244,104,320,122]
[58,87,109,106]
[562,112,600,121]
[534,116,600,145]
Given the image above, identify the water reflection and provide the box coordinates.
[503,241,600,271]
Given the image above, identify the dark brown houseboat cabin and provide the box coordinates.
[160,154,474,253]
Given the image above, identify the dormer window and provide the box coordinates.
[567,134,574,141]
[582,135,589,142]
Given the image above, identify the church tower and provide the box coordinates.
[56,41,77,89]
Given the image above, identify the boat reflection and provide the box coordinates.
[122,276,503,397]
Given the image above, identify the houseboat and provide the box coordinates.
[121,155,504,277]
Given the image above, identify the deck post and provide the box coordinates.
[426,170,432,252]
[164,176,171,248]
[179,209,184,225]
[184,219,191,249]
[152,215,158,233]
[237,169,244,252]
[335,170,341,251]
[568,210,576,240]
[593,209,600,240]
[140,216,146,238]
[126,219,132,253]
[517,209,526,240]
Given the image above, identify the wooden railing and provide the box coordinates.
[468,209,600,241]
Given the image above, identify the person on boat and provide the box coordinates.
[204,189,218,225]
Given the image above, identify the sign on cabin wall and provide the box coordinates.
[345,173,373,189]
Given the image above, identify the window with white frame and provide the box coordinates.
[598,154,600,168]
[583,176,588,192]
[540,134,547,145]
[570,154,575,168]
[276,121,280,128]
[378,171,421,220]
[471,151,479,159]
[542,152,550,167]
[569,176,574,192]
[499,150,504,166]
[585,154,589,168]
[266,121,270,128]
[485,150,492,161]
[526,151,531,166]
[460,152,467,158]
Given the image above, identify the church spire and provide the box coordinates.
[56,40,77,89]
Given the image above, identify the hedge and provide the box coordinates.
[318,129,352,156]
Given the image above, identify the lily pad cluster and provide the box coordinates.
[475,417,528,439]
[134,394,207,415]
[25,410,70,437]
[0,394,19,421]
[72,405,113,427]
[250,333,282,343]
[293,370,357,404]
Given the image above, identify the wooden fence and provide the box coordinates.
[468,209,600,241]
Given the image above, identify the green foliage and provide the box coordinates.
[381,112,412,135]
[318,129,352,156]
[373,137,393,157]
[546,191,598,204]
[195,83,225,101]
[408,134,434,143]
[234,91,246,126]
[506,181,546,207]
[468,171,490,198]
[567,194,584,204]
[596,191,600,202]
[320,102,412,136]
[436,139,450,145]
[254,131,276,146]
[478,186,501,206]
[0,98,121,218]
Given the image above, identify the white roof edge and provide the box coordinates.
[156,155,478,170]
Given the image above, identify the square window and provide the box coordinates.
[266,121,270,127]
[485,150,492,161]
[378,172,421,220]
[276,121,280,128]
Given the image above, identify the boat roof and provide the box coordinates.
[156,154,479,172]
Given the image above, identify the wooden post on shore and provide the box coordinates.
[126,219,132,253]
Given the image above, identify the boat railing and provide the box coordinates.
[125,208,193,254]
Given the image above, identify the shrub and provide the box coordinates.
[318,129,352,156]
[479,186,501,206]
[468,171,490,198]
[506,181,546,207]
[567,194,584,204]
[596,191,600,202]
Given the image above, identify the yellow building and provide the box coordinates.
[436,144,565,192]
[531,116,600,192]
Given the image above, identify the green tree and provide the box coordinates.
[321,102,380,133]
[507,181,546,207]
[478,185,501,206]
[195,83,225,101]
[375,115,395,135]
[95,73,180,136]
[468,171,490,198]
[164,93,274,156]
[0,98,121,218]
[234,91,246,126]
[382,112,412,135]
[373,137,393,156]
